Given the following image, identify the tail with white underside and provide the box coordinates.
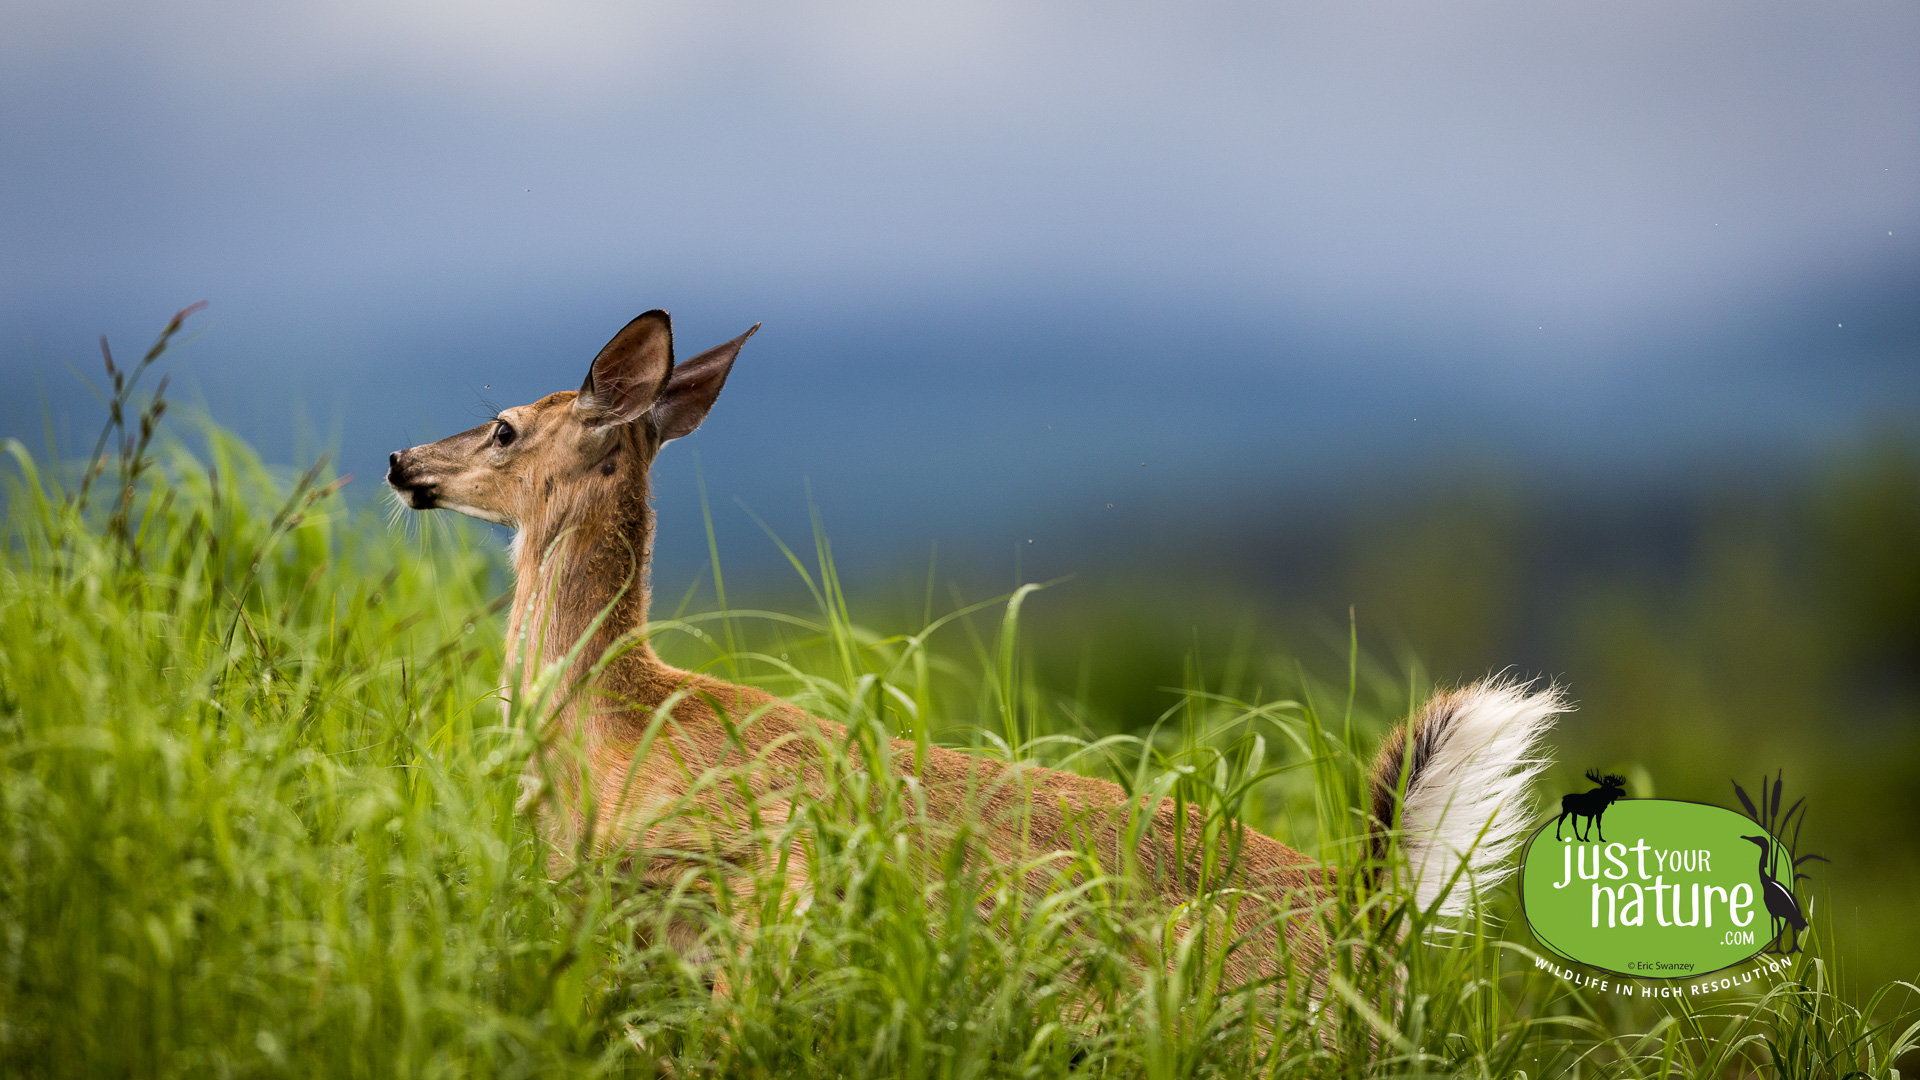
[1368,679,1563,917]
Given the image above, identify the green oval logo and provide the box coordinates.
[1519,800,1796,979]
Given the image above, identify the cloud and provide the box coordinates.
[3,0,1916,361]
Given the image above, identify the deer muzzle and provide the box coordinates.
[385,450,438,509]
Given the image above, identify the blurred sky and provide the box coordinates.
[4,0,1918,576]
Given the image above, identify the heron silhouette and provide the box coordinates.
[1741,834,1807,954]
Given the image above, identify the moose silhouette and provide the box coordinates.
[1553,769,1627,842]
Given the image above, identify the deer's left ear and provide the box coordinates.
[578,310,674,426]
[653,323,759,442]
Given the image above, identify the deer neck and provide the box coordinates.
[504,474,666,702]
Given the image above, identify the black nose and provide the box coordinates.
[386,451,404,485]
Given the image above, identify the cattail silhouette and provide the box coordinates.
[1731,770,1826,955]
[1741,834,1807,954]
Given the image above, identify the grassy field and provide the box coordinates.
[2,340,1916,1077]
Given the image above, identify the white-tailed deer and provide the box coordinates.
[386,310,1561,984]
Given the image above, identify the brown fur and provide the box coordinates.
[1368,695,1444,859]
[387,312,1463,988]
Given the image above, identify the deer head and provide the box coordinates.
[386,311,758,675]
[386,310,756,530]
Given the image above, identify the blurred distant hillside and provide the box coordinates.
[962,429,1920,989]
[664,424,1920,987]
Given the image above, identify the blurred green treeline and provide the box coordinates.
[965,434,1920,992]
[2,312,1915,1074]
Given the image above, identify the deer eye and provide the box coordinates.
[493,420,516,448]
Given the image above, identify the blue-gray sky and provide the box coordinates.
[4,1,1917,574]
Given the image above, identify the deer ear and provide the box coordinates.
[577,310,673,426]
[652,323,759,443]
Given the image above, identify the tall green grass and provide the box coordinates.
[0,323,1914,1077]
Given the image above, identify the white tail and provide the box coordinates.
[1369,679,1564,917]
